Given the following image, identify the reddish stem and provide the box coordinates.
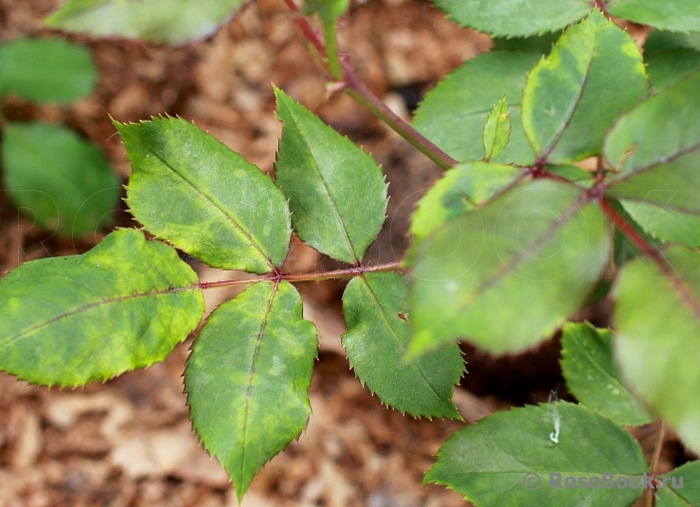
[281,0,457,170]
[282,0,326,56]
[341,59,458,169]
[198,261,404,290]
[599,197,666,267]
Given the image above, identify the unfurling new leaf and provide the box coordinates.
[413,52,539,165]
[482,97,511,161]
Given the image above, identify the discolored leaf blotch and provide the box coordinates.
[0,229,204,386]
[186,281,317,500]
[117,117,291,273]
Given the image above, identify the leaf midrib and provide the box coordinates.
[238,280,279,483]
[136,136,275,270]
[0,285,189,349]
[607,138,700,185]
[536,23,597,160]
[285,111,359,263]
[454,193,593,315]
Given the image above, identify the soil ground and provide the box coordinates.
[0,1,687,506]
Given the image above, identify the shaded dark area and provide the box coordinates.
[459,336,568,406]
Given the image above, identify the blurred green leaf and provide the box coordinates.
[410,179,611,355]
[117,117,291,273]
[409,162,523,242]
[0,229,204,386]
[432,0,593,37]
[2,121,119,236]
[0,37,97,103]
[44,0,247,45]
[342,273,464,419]
[186,281,317,501]
[613,247,700,454]
[646,49,700,91]
[607,1,700,33]
[426,402,647,507]
[646,31,700,53]
[605,70,700,214]
[522,10,648,163]
[645,30,700,90]
[274,88,388,264]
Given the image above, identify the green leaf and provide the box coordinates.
[645,30,700,53]
[645,29,700,91]
[2,121,120,236]
[432,0,593,37]
[621,200,700,248]
[613,247,700,454]
[44,0,247,45]
[483,97,511,161]
[413,52,540,165]
[560,322,652,426]
[545,164,595,187]
[646,49,700,91]
[185,281,317,500]
[607,1,700,33]
[409,162,523,242]
[274,88,388,264]
[492,32,561,53]
[426,402,648,507]
[410,179,611,356]
[0,229,204,386]
[522,10,648,163]
[0,37,97,103]
[604,70,700,214]
[342,272,463,419]
[655,461,700,507]
[303,0,349,23]
[116,117,291,273]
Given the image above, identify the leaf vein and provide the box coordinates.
[141,142,274,270]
